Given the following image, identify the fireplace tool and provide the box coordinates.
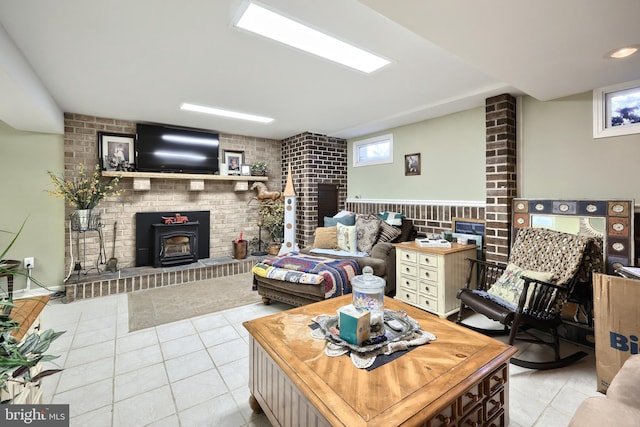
[106,221,118,272]
[251,217,268,256]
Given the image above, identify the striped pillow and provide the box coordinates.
[377,220,401,243]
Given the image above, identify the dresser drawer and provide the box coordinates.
[418,253,439,268]
[418,281,438,298]
[398,249,417,264]
[418,266,439,283]
[400,263,417,277]
[418,294,438,312]
[398,289,418,304]
[399,275,418,291]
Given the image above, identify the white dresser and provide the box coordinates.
[394,242,477,318]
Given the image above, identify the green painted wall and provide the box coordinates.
[520,92,640,201]
[349,92,640,205]
[348,107,486,201]
[0,121,65,293]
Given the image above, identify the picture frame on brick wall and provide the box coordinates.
[99,132,136,171]
[593,79,640,138]
[223,150,244,175]
[404,153,420,176]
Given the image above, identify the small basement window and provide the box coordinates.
[353,133,393,167]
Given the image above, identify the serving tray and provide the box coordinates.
[316,309,422,353]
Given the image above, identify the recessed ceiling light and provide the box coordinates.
[607,45,639,59]
[233,2,390,74]
[180,103,274,124]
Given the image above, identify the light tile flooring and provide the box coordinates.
[36,291,601,427]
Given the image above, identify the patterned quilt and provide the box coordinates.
[252,252,361,298]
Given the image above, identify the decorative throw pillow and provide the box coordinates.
[324,215,356,227]
[377,211,404,226]
[336,223,358,253]
[356,214,381,254]
[487,263,554,308]
[312,226,339,249]
[377,220,402,243]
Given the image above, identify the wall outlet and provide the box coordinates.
[24,257,34,268]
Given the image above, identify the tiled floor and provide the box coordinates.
[36,284,601,427]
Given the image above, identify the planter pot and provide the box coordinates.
[268,243,281,256]
[72,209,93,231]
[233,240,248,259]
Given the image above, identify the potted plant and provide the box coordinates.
[250,161,269,176]
[47,163,121,231]
[0,221,65,404]
[258,199,284,254]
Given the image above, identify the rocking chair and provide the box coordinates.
[456,227,602,370]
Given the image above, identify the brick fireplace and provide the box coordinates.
[63,113,282,276]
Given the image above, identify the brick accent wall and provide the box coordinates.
[63,113,281,273]
[345,201,485,237]
[484,94,517,264]
[281,132,348,247]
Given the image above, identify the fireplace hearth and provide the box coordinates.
[136,211,210,267]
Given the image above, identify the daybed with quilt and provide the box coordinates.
[252,212,415,306]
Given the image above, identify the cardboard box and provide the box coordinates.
[593,273,640,393]
[338,304,370,346]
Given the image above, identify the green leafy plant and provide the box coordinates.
[47,163,121,209]
[250,161,269,176]
[0,221,65,404]
[258,199,284,243]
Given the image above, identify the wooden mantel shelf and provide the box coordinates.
[102,171,267,192]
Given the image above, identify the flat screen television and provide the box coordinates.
[135,123,219,174]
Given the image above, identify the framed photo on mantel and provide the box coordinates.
[223,150,244,175]
[99,132,135,171]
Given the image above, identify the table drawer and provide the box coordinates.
[419,253,439,268]
[487,364,508,395]
[400,263,418,277]
[418,281,438,298]
[398,289,418,304]
[398,249,417,264]
[426,403,455,427]
[419,266,439,283]
[485,388,506,421]
[458,383,484,416]
[418,294,438,312]
[399,275,418,291]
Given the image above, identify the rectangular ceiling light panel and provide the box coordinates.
[180,103,274,123]
[234,3,390,74]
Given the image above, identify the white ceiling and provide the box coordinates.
[0,0,639,140]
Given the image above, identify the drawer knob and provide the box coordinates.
[424,257,429,262]
[490,399,502,410]
[491,375,506,385]
[405,293,410,298]
[465,392,480,402]
[405,254,410,259]
[424,272,430,277]
[405,267,410,272]
[424,286,429,292]
[436,415,451,423]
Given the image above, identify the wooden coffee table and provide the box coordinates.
[243,295,517,427]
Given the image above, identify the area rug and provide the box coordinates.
[128,272,261,331]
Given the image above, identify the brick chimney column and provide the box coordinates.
[485,94,517,265]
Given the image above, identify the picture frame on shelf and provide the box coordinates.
[240,164,252,176]
[223,150,244,175]
[99,132,136,171]
[593,79,640,138]
[404,153,421,176]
